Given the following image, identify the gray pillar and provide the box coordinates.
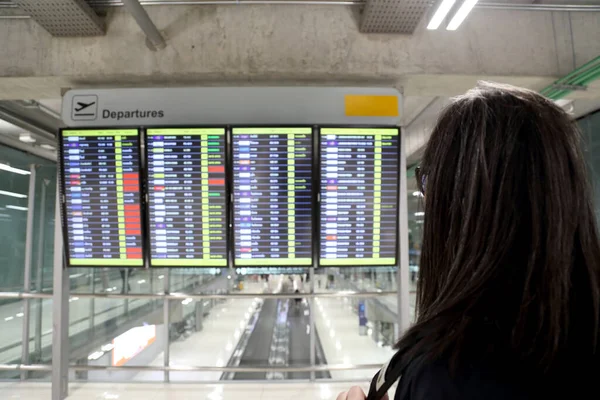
[397,129,411,336]
[163,270,170,383]
[52,183,69,400]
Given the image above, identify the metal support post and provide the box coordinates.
[21,164,36,379]
[309,267,316,381]
[124,269,130,316]
[163,270,170,383]
[121,0,167,51]
[34,179,48,358]
[89,268,96,333]
[397,130,411,336]
[52,182,69,400]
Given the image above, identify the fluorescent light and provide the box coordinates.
[0,163,30,175]
[101,344,114,352]
[6,205,28,211]
[40,144,55,150]
[19,133,36,143]
[87,351,104,361]
[415,211,425,217]
[16,313,24,318]
[427,0,456,30]
[446,0,479,30]
[4,316,14,321]
[0,190,27,199]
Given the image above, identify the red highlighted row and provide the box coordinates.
[208,166,225,173]
[123,173,138,180]
[126,248,142,259]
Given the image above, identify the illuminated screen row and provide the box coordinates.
[59,127,399,268]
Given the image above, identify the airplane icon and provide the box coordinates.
[72,95,98,120]
[75,101,95,112]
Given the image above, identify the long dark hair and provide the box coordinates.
[398,82,600,375]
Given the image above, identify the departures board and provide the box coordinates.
[59,125,401,268]
[319,128,399,266]
[146,128,227,267]
[232,128,313,266]
[60,129,144,266]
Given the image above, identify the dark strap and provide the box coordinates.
[366,351,413,400]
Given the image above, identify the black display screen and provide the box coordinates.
[146,128,227,267]
[319,128,399,266]
[60,129,144,267]
[233,128,312,266]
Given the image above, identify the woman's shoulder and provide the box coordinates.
[393,355,534,400]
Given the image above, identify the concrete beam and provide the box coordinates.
[0,6,599,99]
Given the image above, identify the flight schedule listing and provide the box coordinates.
[61,129,144,267]
[233,127,312,266]
[320,128,399,266]
[146,128,227,267]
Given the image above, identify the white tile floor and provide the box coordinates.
[0,382,396,400]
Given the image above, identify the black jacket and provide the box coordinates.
[394,357,530,400]
[393,355,599,400]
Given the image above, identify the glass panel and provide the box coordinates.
[30,162,57,293]
[0,145,33,292]
[0,300,23,368]
[407,172,423,322]
[580,110,600,224]
[28,297,53,367]
[314,296,395,380]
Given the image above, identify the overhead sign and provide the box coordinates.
[62,87,402,126]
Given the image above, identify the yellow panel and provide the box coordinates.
[345,95,399,117]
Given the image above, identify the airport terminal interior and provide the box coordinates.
[0,0,599,399]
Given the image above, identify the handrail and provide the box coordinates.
[0,363,382,372]
[0,290,397,300]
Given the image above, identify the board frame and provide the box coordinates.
[59,127,147,268]
[143,126,230,269]
[230,125,315,268]
[317,125,401,267]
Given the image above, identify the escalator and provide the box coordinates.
[224,298,330,380]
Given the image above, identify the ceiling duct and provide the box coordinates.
[360,0,432,33]
[10,0,105,36]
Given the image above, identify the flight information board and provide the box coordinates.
[320,128,399,266]
[146,128,227,267]
[233,127,312,266]
[60,129,144,267]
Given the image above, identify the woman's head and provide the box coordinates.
[404,82,600,371]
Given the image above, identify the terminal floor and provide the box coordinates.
[0,381,396,400]
[134,281,390,382]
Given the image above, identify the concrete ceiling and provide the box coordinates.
[0,1,598,162]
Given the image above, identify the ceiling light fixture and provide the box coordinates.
[427,0,456,30]
[6,205,28,211]
[19,133,36,144]
[40,144,56,151]
[0,163,30,175]
[0,190,27,199]
[446,0,479,30]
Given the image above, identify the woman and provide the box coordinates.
[339,83,600,399]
